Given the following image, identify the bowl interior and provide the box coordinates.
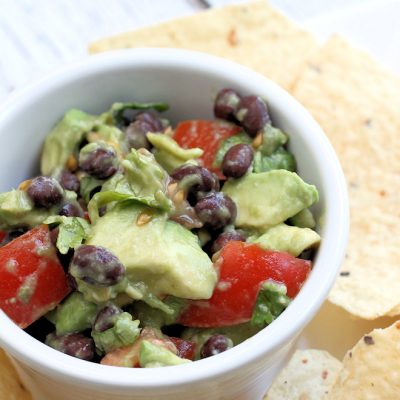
[0,49,348,388]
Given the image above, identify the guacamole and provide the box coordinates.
[0,89,320,367]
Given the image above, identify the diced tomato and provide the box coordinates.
[178,241,311,328]
[169,337,196,360]
[0,225,71,328]
[0,231,6,245]
[173,120,241,178]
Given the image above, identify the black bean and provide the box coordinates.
[93,304,122,333]
[214,88,241,120]
[27,176,63,209]
[135,111,163,132]
[235,95,271,137]
[120,108,137,126]
[211,230,246,253]
[171,165,219,193]
[200,334,233,359]
[222,144,254,178]
[59,170,80,193]
[79,144,118,179]
[69,245,125,286]
[59,203,84,218]
[45,332,94,361]
[194,192,236,229]
[125,120,152,150]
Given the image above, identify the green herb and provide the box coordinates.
[44,215,90,254]
[251,280,291,328]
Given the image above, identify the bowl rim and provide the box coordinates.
[0,48,349,389]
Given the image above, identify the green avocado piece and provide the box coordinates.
[0,189,55,230]
[85,203,216,300]
[250,223,320,257]
[222,170,318,230]
[147,133,203,173]
[139,340,191,368]
[54,292,98,335]
[258,125,288,156]
[288,208,316,229]
[40,109,98,175]
[92,312,141,354]
[131,296,186,329]
[253,147,296,173]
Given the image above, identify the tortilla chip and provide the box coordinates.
[0,349,31,400]
[264,349,342,400]
[88,0,318,91]
[291,36,400,319]
[328,321,400,399]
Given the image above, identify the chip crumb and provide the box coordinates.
[307,63,322,73]
[302,358,308,364]
[363,335,375,345]
[322,370,328,380]
[379,190,386,197]
[395,322,400,329]
[364,118,373,127]
[227,28,238,46]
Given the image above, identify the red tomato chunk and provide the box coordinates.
[174,120,241,179]
[0,225,71,328]
[179,241,311,328]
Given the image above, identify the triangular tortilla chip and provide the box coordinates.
[292,36,400,319]
[89,0,318,91]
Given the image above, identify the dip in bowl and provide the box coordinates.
[0,49,348,400]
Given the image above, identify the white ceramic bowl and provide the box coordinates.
[0,49,348,400]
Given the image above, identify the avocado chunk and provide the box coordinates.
[250,223,320,257]
[0,189,54,230]
[92,312,141,354]
[41,109,99,175]
[139,340,191,367]
[85,203,217,300]
[147,133,203,173]
[288,208,316,229]
[131,296,186,329]
[222,170,318,230]
[54,292,98,335]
